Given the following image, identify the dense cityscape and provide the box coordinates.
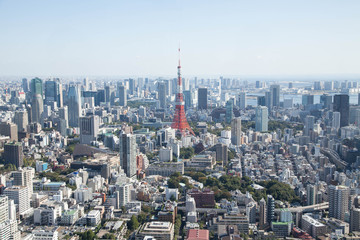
[0,60,360,240]
[1,0,360,240]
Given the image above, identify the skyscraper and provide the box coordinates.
[45,79,63,108]
[22,78,29,93]
[80,115,99,144]
[59,106,69,128]
[118,85,127,107]
[128,78,135,95]
[119,133,137,178]
[14,110,28,132]
[328,185,350,221]
[265,91,272,109]
[304,116,315,136]
[332,112,341,130]
[259,198,267,229]
[270,84,280,108]
[198,88,208,110]
[225,100,233,124]
[67,85,81,127]
[320,94,332,109]
[231,117,241,146]
[158,82,167,109]
[257,96,266,106]
[216,144,228,166]
[333,94,350,127]
[238,92,246,110]
[30,78,44,123]
[255,106,268,132]
[105,85,111,103]
[183,90,192,110]
[4,142,23,168]
[302,94,314,107]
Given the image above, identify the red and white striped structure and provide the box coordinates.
[171,48,194,135]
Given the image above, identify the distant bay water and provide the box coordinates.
[247,93,358,107]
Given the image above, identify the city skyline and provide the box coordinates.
[0,0,360,77]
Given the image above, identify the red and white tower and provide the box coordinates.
[171,48,194,135]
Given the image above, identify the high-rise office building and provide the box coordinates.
[105,85,111,103]
[304,116,315,136]
[198,88,208,110]
[302,94,314,107]
[22,78,29,93]
[216,144,228,166]
[0,122,18,141]
[67,85,81,127]
[324,81,334,91]
[119,133,137,178]
[158,82,167,109]
[30,77,43,97]
[30,78,44,123]
[270,84,280,108]
[257,96,266,107]
[45,79,63,107]
[118,85,127,107]
[83,78,89,91]
[265,91,272,109]
[333,94,350,127]
[328,185,350,221]
[238,92,246,110]
[31,93,43,123]
[80,115,99,144]
[314,81,323,90]
[128,78,135,95]
[59,106,69,128]
[320,94,332,109]
[225,100,233,124]
[14,110,28,132]
[256,81,261,89]
[4,142,23,168]
[13,168,34,200]
[183,90,192,110]
[255,106,268,132]
[231,117,241,146]
[332,112,341,130]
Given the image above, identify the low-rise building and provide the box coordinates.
[136,221,174,240]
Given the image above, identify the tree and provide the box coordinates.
[179,147,194,159]
[102,233,116,239]
[170,194,176,201]
[127,215,140,231]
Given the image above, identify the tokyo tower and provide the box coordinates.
[171,48,194,135]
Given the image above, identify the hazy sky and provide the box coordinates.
[0,0,359,77]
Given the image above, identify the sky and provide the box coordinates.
[0,0,360,78]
